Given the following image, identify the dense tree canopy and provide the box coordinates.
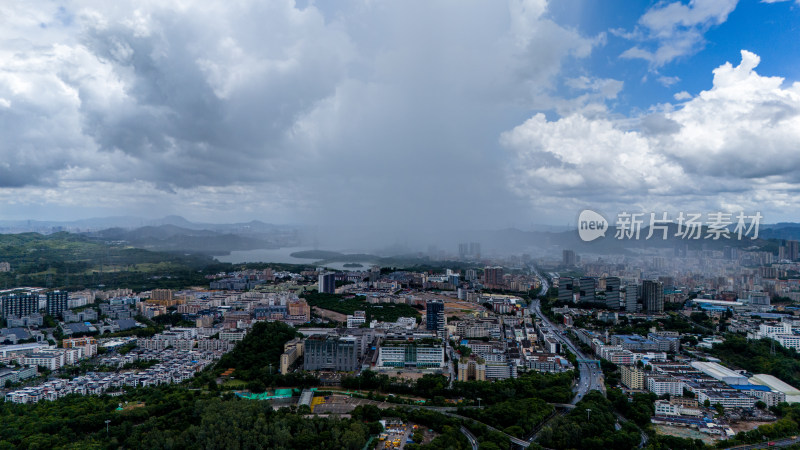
[458,397,553,438]
[710,334,800,388]
[215,321,300,382]
[538,391,641,450]
[0,387,371,450]
[301,292,421,323]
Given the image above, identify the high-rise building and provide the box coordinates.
[484,266,504,288]
[557,277,574,303]
[369,266,380,283]
[318,273,336,294]
[1,293,39,318]
[562,250,577,266]
[642,280,664,313]
[46,290,69,318]
[625,284,639,313]
[620,365,645,390]
[426,300,445,333]
[780,240,799,261]
[789,240,799,260]
[150,289,173,302]
[470,243,481,257]
[604,277,621,310]
[579,277,595,304]
[459,243,481,259]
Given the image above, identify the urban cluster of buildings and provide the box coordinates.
[0,336,98,371]
[321,264,540,298]
[556,276,668,313]
[568,319,795,435]
[453,313,572,382]
[1,289,70,321]
[571,329,680,365]
[5,348,220,404]
[4,331,235,404]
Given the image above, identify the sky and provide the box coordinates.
[1,0,800,239]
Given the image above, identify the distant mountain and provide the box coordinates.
[148,216,284,234]
[0,215,295,234]
[759,223,800,241]
[0,215,307,255]
[85,224,279,256]
[466,222,776,256]
[0,216,144,232]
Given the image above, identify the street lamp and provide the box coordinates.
[586,408,592,421]
[477,397,482,408]
[105,419,111,437]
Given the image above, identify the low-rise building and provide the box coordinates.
[280,338,304,375]
[304,335,360,372]
[648,377,684,396]
[347,311,367,329]
[654,400,702,417]
[458,357,486,381]
[696,390,756,409]
[376,339,444,369]
[730,384,786,407]
[219,330,247,342]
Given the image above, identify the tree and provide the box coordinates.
[247,379,265,393]
[704,399,711,408]
[756,401,767,410]
[351,405,382,422]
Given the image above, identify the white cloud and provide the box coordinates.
[620,0,738,68]
[661,50,800,178]
[658,75,681,86]
[674,91,692,100]
[503,50,800,218]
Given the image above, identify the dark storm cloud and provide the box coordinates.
[74,2,353,188]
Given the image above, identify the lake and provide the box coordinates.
[215,247,374,271]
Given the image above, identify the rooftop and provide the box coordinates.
[750,374,800,395]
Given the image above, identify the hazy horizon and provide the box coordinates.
[2,0,800,245]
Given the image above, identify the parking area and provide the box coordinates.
[311,394,396,414]
[379,420,413,449]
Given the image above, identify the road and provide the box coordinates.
[724,436,800,449]
[529,268,651,447]
[534,267,606,399]
[459,426,479,450]
[528,266,605,403]
[613,412,649,448]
